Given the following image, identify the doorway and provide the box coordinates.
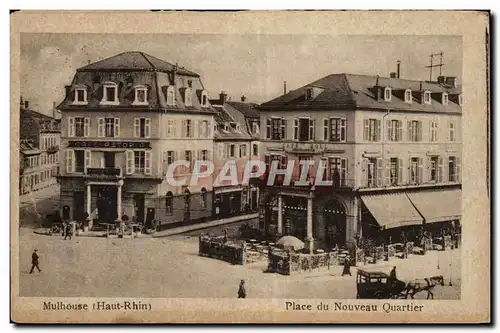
[73,191,85,221]
[324,199,347,248]
[96,186,117,223]
[134,194,145,223]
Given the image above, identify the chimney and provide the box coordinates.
[284,81,287,95]
[241,95,247,102]
[445,76,457,88]
[437,76,446,84]
[20,95,23,106]
[397,60,401,78]
[219,91,228,105]
[375,75,381,100]
[390,72,397,78]
[24,100,29,109]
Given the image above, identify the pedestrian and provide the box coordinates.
[237,279,246,298]
[341,256,351,276]
[30,249,41,274]
[64,222,72,240]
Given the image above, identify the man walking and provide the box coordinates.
[64,222,72,240]
[30,249,41,274]
[237,280,246,298]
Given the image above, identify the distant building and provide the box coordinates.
[57,51,216,226]
[210,92,260,217]
[258,73,462,251]
[19,98,61,195]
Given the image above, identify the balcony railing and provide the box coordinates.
[86,167,122,177]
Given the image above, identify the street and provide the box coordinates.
[19,227,461,299]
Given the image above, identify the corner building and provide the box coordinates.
[258,73,462,251]
[57,52,216,227]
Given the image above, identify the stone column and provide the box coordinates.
[86,184,91,215]
[116,180,123,222]
[277,195,283,234]
[306,196,314,253]
[86,184,92,230]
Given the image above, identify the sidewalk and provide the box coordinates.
[153,213,259,237]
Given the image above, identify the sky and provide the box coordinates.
[20,33,462,115]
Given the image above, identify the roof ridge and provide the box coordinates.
[341,74,359,108]
[139,51,156,69]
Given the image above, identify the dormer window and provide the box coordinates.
[223,123,230,132]
[100,82,119,105]
[252,122,260,135]
[442,92,449,105]
[404,89,412,104]
[458,94,463,106]
[133,85,148,106]
[235,124,241,132]
[201,90,208,107]
[184,88,192,107]
[166,86,175,106]
[423,90,432,105]
[73,85,88,105]
[384,87,392,101]
[305,88,314,101]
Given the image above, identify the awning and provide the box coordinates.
[361,193,424,230]
[407,189,461,223]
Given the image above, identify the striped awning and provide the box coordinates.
[361,193,424,230]
[407,189,461,223]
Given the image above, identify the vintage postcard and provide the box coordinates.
[10,11,490,323]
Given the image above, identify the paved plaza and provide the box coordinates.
[19,227,461,299]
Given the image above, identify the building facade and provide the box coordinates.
[57,51,216,227]
[258,73,462,251]
[20,98,61,195]
[210,92,260,217]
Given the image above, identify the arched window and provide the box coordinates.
[404,89,412,104]
[384,87,392,101]
[200,187,207,209]
[100,81,119,105]
[165,191,173,214]
[423,90,432,105]
[201,90,208,107]
[72,84,88,105]
[442,92,449,105]
[166,86,175,106]
[133,85,148,105]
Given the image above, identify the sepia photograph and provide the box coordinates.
[10,11,490,323]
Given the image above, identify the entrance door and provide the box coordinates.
[73,191,85,221]
[104,152,115,168]
[134,194,145,223]
[324,200,347,248]
[96,187,117,223]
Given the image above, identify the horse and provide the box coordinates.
[405,275,445,299]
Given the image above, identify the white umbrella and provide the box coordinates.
[277,236,305,251]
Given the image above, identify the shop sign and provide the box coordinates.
[68,141,151,149]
